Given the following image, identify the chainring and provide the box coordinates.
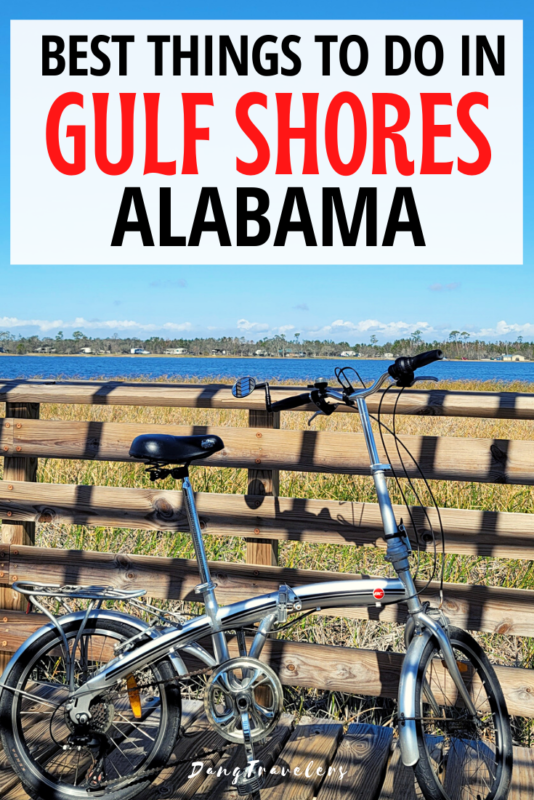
[204,656,283,744]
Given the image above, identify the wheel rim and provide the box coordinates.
[12,626,169,797]
[418,638,504,800]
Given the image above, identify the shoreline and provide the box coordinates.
[0,353,393,360]
[0,353,528,364]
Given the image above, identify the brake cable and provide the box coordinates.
[390,383,446,604]
[331,368,437,598]
[372,382,446,604]
[377,383,424,578]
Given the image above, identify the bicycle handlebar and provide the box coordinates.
[269,392,311,412]
[233,350,442,414]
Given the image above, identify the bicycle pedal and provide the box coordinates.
[236,763,266,796]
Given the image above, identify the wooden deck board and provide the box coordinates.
[2,714,533,799]
[510,745,534,799]
[377,741,419,800]
[260,719,343,800]
[193,714,294,800]
[316,722,394,800]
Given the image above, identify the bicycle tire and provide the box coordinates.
[413,626,513,800]
[0,617,182,800]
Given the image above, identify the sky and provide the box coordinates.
[1,0,532,344]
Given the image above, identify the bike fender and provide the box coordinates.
[0,609,188,692]
[398,628,433,767]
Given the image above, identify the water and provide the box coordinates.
[1,355,533,383]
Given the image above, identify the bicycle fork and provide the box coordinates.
[357,397,478,767]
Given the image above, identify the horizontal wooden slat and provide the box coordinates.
[3,418,532,485]
[257,640,534,720]
[2,480,534,560]
[2,379,534,419]
[3,545,534,636]
[1,611,533,718]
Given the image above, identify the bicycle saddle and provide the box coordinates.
[129,433,224,464]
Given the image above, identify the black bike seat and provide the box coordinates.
[129,433,224,464]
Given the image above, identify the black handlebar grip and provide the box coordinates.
[269,392,311,412]
[388,349,443,384]
[408,349,444,371]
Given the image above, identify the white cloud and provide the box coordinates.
[277,324,295,334]
[237,319,269,332]
[0,316,191,333]
[310,319,435,339]
[477,321,534,338]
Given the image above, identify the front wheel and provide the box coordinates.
[0,616,182,800]
[413,626,513,800]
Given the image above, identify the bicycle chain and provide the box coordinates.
[85,663,238,793]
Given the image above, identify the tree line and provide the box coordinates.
[0,328,531,359]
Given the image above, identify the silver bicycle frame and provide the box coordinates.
[5,371,477,767]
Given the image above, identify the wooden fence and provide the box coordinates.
[1,378,534,719]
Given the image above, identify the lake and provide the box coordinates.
[1,355,533,383]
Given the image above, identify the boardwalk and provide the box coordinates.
[1,699,531,800]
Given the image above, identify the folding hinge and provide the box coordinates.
[277,585,302,624]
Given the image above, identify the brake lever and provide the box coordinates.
[412,375,439,384]
[308,399,340,426]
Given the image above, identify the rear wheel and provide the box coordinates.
[413,626,513,800]
[0,617,181,800]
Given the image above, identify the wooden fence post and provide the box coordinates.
[246,409,280,566]
[0,402,39,670]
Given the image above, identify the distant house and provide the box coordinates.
[130,348,150,355]
[79,347,92,354]
[254,349,266,356]
[34,346,56,354]
[340,350,357,357]
[211,349,227,355]
[502,354,526,362]
[384,352,394,359]
[164,348,188,355]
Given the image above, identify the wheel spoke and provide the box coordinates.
[114,710,156,742]
[416,633,508,800]
[6,624,171,794]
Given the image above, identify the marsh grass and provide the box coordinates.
[2,375,534,741]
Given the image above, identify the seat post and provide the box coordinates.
[181,474,229,664]
[182,475,213,588]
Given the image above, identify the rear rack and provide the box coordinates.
[12,581,146,601]
[12,581,193,692]
[11,581,190,675]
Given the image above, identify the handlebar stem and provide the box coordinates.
[347,371,393,399]
[320,371,393,405]
[356,396,382,467]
